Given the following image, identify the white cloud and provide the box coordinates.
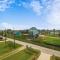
[20,0,43,15]
[29,0,60,29]
[47,0,60,29]
[22,2,29,8]
[1,22,29,30]
[30,0,43,15]
[1,22,13,29]
[0,0,15,11]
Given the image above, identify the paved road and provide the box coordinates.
[7,38,60,57]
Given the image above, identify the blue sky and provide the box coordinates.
[0,0,60,30]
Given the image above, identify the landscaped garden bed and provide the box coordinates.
[3,47,40,60]
[50,55,60,60]
[0,41,21,55]
[6,33,60,51]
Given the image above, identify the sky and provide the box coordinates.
[0,0,60,30]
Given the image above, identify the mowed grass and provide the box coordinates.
[50,55,60,60]
[44,36,60,46]
[3,48,40,60]
[15,35,60,47]
[7,34,60,51]
[0,41,21,55]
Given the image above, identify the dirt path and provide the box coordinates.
[0,46,26,60]
[37,52,52,60]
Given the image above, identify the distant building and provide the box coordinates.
[50,31,59,35]
[13,31,22,36]
[29,27,39,38]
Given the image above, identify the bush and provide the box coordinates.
[7,41,14,49]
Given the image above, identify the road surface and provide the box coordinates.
[7,38,60,57]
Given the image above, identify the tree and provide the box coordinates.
[8,41,14,49]
[53,29,56,36]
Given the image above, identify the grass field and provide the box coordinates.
[0,41,21,55]
[50,55,60,60]
[6,34,60,51]
[44,36,60,46]
[3,48,40,60]
[35,36,60,51]
[9,34,60,46]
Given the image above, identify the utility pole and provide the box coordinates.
[2,30,3,36]
[14,33,15,48]
[13,29,15,48]
[5,29,7,44]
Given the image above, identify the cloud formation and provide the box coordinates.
[0,0,60,29]
[28,0,60,29]
[30,0,42,15]
[46,0,60,29]
[1,22,13,29]
[1,22,29,30]
[0,0,15,11]
[19,0,43,15]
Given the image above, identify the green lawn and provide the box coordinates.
[50,55,60,60]
[6,34,60,51]
[0,41,21,55]
[38,36,60,51]
[44,36,60,46]
[8,34,60,47]
[3,48,40,60]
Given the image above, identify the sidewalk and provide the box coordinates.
[37,52,52,60]
[0,41,4,42]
